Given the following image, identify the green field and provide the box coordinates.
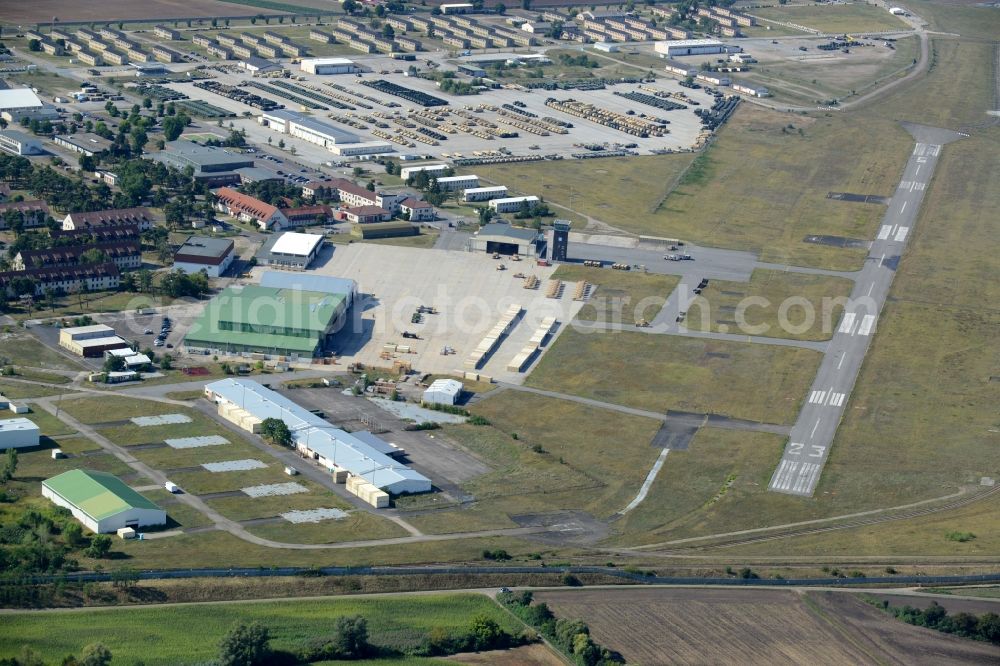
[611,428,786,546]
[753,2,911,33]
[527,327,821,425]
[684,269,855,341]
[0,330,84,372]
[551,264,679,326]
[907,0,1000,39]
[460,390,663,520]
[0,594,524,665]
[246,511,409,544]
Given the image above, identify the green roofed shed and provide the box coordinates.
[42,469,166,533]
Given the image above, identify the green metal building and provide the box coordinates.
[183,284,349,358]
[42,469,166,533]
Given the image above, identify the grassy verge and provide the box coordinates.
[551,265,679,326]
[0,381,67,399]
[526,327,821,424]
[684,269,855,341]
[751,2,911,33]
[0,594,523,666]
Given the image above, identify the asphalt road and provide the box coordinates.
[769,123,966,497]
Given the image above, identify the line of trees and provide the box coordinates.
[499,590,624,666]
[869,598,1000,645]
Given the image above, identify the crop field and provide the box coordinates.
[752,2,911,33]
[534,588,1000,665]
[0,594,524,665]
[0,0,290,24]
[527,327,821,425]
[551,265,678,326]
[683,269,855,341]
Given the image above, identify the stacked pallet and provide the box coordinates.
[524,275,539,289]
[507,316,558,372]
[346,474,390,508]
[545,280,562,299]
[573,281,591,301]
[464,304,523,369]
[217,402,263,433]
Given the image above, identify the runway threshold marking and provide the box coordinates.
[877,225,892,240]
[894,226,909,242]
[838,312,856,334]
[857,314,876,336]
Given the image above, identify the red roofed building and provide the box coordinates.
[284,204,333,226]
[0,200,50,230]
[0,262,120,297]
[62,207,153,232]
[400,197,435,222]
[341,205,392,224]
[213,187,287,230]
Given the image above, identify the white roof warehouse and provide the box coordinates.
[204,379,431,495]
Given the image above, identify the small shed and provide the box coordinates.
[422,378,463,405]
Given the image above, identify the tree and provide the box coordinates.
[79,643,113,666]
[329,615,370,658]
[494,2,507,14]
[63,521,85,547]
[343,0,358,12]
[28,39,41,52]
[111,567,140,591]
[161,113,190,142]
[102,355,126,373]
[260,418,292,447]
[85,534,112,559]
[469,614,506,650]
[218,622,271,666]
[0,447,17,483]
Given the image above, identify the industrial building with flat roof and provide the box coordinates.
[257,232,325,269]
[300,57,361,74]
[59,324,131,357]
[173,236,236,278]
[149,140,255,186]
[470,222,539,256]
[422,378,462,405]
[42,469,166,533]
[54,133,113,157]
[0,418,40,450]
[0,130,44,156]
[655,39,735,57]
[204,379,431,496]
[463,185,508,202]
[488,195,540,214]
[0,88,56,122]
[183,284,350,357]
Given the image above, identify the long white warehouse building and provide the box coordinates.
[204,378,431,495]
[258,109,393,156]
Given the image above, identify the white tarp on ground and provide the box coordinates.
[202,459,267,473]
[166,435,229,449]
[132,413,192,426]
[242,482,307,498]
[281,507,348,523]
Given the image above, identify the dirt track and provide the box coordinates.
[536,588,1000,665]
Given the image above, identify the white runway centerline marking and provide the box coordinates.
[900,201,908,214]
[837,352,846,369]
[914,165,922,177]
[810,419,822,439]
[867,282,875,296]
[894,226,909,242]
[877,225,892,240]
[838,312,856,334]
[858,314,876,336]
[879,253,886,267]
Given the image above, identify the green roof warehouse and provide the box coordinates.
[183,282,352,358]
[42,469,166,533]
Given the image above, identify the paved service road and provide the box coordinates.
[769,124,965,496]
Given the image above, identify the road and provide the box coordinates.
[769,123,965,496]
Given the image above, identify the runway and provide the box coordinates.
[768,123,966,497]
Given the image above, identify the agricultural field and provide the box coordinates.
[684,269,855,341]
[0,594,526,666]
[551,264,678,326]
[751,2,911,33]
[535,588,1000,665]
[0,0,292,24]
[527,327,821,425]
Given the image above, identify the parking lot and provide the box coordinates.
[257,243,587,382]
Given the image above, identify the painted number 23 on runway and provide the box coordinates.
[789,442,826,458]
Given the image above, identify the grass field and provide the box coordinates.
[907,0,1000,39]
[753,2,911,33]
[684,269,855,341]
[327,231,440,249]
[0,381,67,399]
[527,327,821,425]
[468,153,694,236]
[0,330,83,372]
[551,264,679,326]
[465,391,663,519]
[0,594,524,665]
[611,428,786,546]
[246,511,409,544]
